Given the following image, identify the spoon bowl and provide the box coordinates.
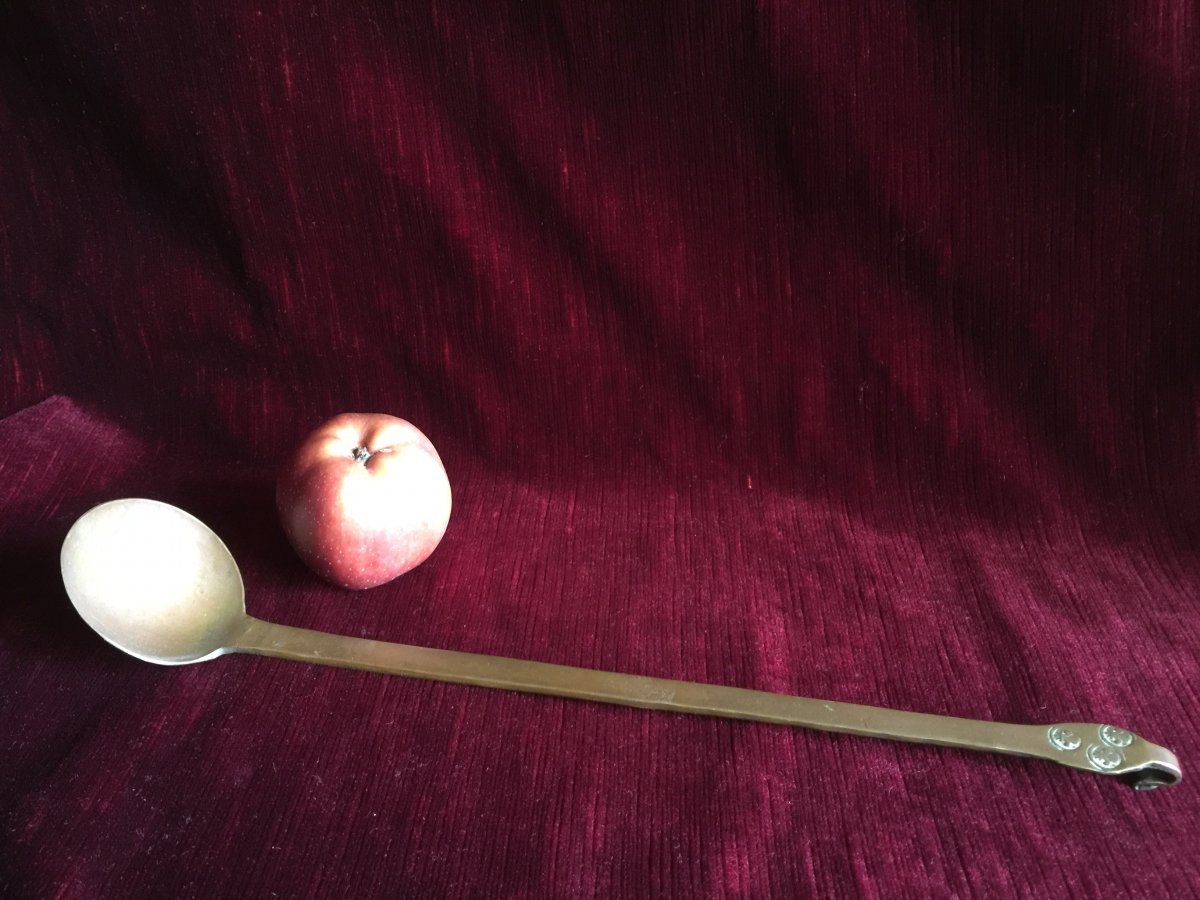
[61,499,247,664]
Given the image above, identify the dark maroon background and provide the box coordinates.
[3,2,1199,896]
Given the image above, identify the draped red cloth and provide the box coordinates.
[2,3,1198,896]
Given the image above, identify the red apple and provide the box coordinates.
[277,413,452,589]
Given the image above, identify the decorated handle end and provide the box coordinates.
[1045,724,1181,790]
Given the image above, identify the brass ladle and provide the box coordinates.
[60,498,1181,790]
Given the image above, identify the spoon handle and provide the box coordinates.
[233,617,1181,790]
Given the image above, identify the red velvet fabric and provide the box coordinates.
[3,2,1198,896]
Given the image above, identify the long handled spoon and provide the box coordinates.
[60,499,1181,790]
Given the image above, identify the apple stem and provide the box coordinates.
[352,446,372,464]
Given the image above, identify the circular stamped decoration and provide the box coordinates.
[1099,725,1135,748]
[1048,726,1082,751]
[1087,743,1124,771]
